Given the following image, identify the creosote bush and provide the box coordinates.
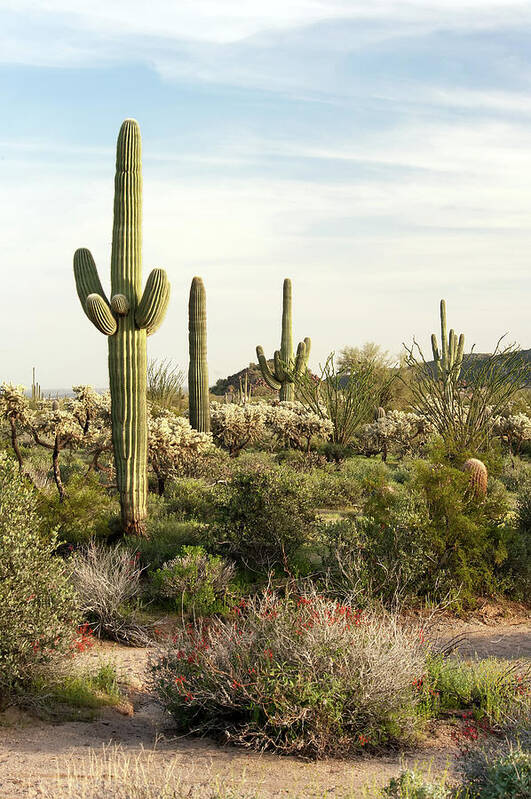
[0,453,79,693]
[213,461,315,570]
[150,588,427,758]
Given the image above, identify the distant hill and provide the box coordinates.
[425,348,531,383]
[211,363,274,397]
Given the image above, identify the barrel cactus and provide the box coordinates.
[188,277,210,433]
[463,458,488,498]
[256,278,311,402]
[73,119,170,535]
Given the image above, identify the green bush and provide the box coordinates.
[458,740,531,798]
[150,546,237,615]
[150,589,427,758]
[37,473,119,545]
[382,770,450,799]
[132,519,208,570]
[411,461,513,601]
[163,478,218,523]
[0,453,79,693]
[213,462,315,570]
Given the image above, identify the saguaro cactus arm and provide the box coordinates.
[136,268,170,335]
[74,248,112,321]
[294,337,311,376]
[256,346,282,391]
[86,294,118,335]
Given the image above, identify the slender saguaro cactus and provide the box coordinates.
[431,299,465,382]
[256,278,311,402]
[73,119,170,535]
[188,277,210,432]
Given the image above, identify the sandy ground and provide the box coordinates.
[0,616,529,799]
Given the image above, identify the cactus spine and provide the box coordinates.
[73,119,170,535]
[188,277,210,432]
[256,278,311,402]
[431,300,465,383]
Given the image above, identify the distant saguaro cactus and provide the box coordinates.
[73,119,170,535]
[188,277,210,433]
[463,458,488,498]
[431,300,465,382]
[256,278,311,402]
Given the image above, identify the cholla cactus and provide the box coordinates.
[210,402,268,457]
[431,299,465,383]
[256,279,311,402]
[74,120,170,535]
[493,412,531,455]
[266,401,333,451]
[358,410,432,460]
[148,408,213,494]
[0,383,33,470]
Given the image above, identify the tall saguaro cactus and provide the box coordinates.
[188,277,210,432]
[73,119,170,535]
[256,278,311,402]
[431,299,465,383]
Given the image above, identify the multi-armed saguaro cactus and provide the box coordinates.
[188,277,210,433]
[431,299,465,383]
[256,278,311,402]
[73,119,170,535]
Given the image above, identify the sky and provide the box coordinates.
[1,0,530,388]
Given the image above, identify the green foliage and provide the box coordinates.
[164,478,218,523]
[135,519,208,570]
[33,661,122,711]
[419,655,530,726]
[37,473,119,545]
[458,741,531,799]
[382,770,450,799]
[213,462,315,570]
[0,453,79,693]
[150,546,236,615]
[151,589,427,758]
[411,461,512,600]
[147,357,185,412]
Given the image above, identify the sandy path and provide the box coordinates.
[0,619,529,799]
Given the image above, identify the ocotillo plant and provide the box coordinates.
[74,119,170,535]
[188,277,210,432]
[431,300,465,383]
[256,278,311,402]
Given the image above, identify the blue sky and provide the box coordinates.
[1,1,530,387]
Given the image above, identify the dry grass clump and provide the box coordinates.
[69,542,152,646]
[37,745,258,799]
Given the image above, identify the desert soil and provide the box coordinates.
[0,613,529,799]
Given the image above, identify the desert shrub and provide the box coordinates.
[457,737,531,798]
[150,588,427,758]
[381,770,450,798]
[37,473,119,545]
[499,456,531,492]
[411,461,513,601]
[135,519,208,570]
[0,453,79,693]
[317,494,433,605]
[150,546,236,615]
[493,412,531,456]
[69,542,150,645]
[213,462,315,570]
[304,467,363,509]
[419,655,531,727]
[163,478,218,523]
[275,449,328,472]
